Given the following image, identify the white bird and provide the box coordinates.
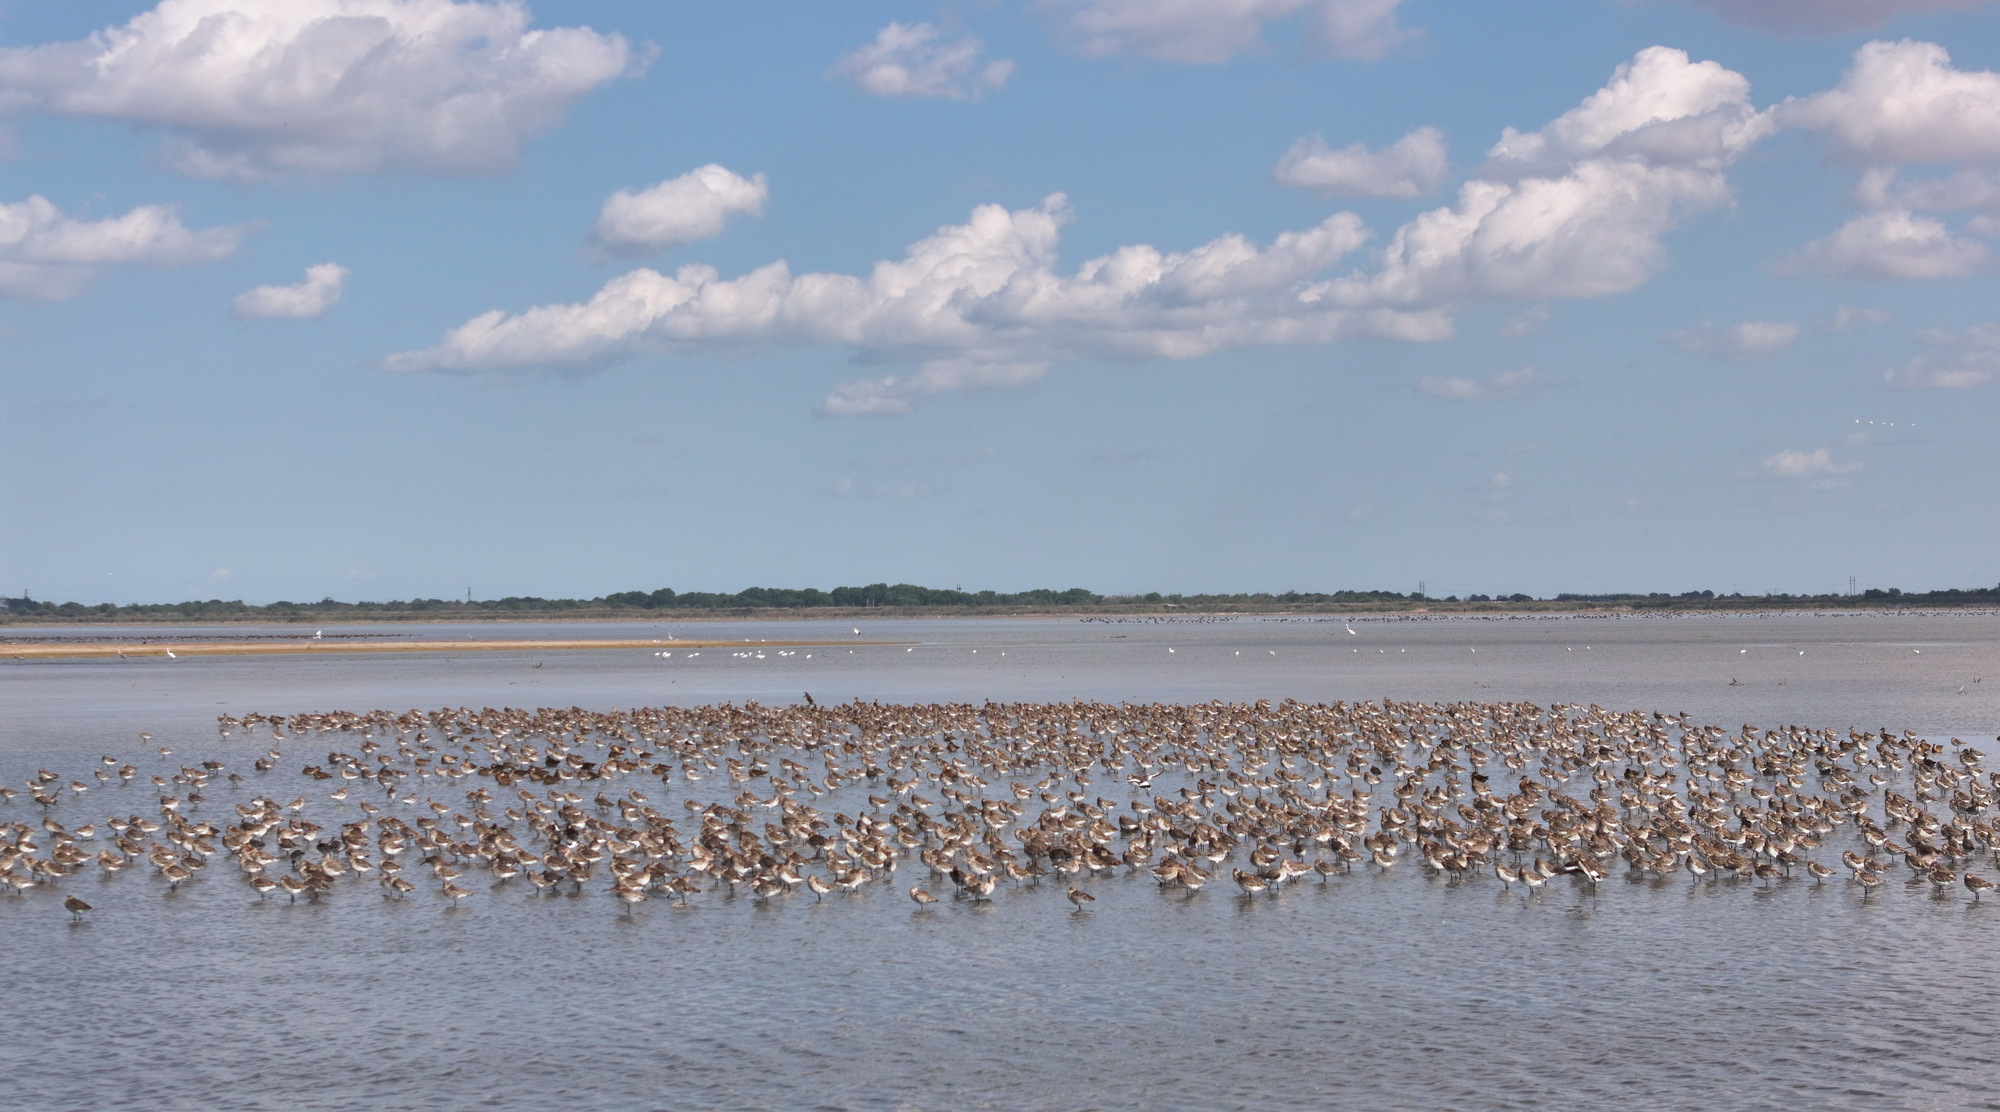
[1346,625,1357,636]
[853,628,860,635]
[165,650,176,659]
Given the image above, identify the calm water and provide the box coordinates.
[3,612,1998,1111]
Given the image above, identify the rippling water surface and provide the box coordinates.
[4,612,1999,1111]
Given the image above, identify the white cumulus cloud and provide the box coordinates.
[1483,45,1773,174]
[1274,126,1447,197]
[591,166,768,256]
[231,263,347,318]
[388,46,1768,413]
[1311,153,1719,306]
[1417,367,1535,399]
[0,0,634,181]
[832,22,1012,99]
[1672,0,1995,32]
[1042,0,1415,64]
[1312,48,1771,311]
[1882,323,2000,387]
[1777,40,2000,166]
[1669,319,1802,359]
[0,194,248,300]
[1780,209,1988,278]
[386,195,1391,385]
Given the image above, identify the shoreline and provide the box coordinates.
[2,638,906,661]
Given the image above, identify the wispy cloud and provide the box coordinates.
[1043,0,1417,64]
[1673,0,1997,33]
[1753,443,1863,486]
[821,359,1052,417]
[1498,305,1548,337]
[1883,323,2000,388]
[1088,448,1157,464]
[1418,367,1535,399]
[1825,306,1890,331]
[1669,319,1801,360]
[832,23,1012,100]
[830,477,929,499]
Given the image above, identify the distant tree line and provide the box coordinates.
[4,582,1997,621]
[1550,586,2000,607]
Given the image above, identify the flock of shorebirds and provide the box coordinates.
[5,698,1998,923]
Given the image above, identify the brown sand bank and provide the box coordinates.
[6,639,903,660]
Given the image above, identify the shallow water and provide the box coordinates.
[3,612,1999,1111]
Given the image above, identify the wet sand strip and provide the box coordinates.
[6,639,906,660]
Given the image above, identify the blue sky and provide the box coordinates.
[3,0,1997,604]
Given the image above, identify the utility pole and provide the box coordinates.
[1848,575,1857,596]
[1416,580,1426,599]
